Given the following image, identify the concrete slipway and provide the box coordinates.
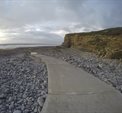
[34,54,122,113]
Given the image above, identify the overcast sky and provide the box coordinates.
[0,0,122,44]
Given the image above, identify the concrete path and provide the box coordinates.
[34,54,122,113]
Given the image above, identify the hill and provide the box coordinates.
[63,27,122,59]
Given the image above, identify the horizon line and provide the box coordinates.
[0,43,59,45]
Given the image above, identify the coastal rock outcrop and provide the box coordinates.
[63,27,122,59]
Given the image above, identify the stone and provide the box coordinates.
[13,110,21,113]
[37,97,44,107]
[9,101,14,109]
[34,107,38,112]
[0,94,6,99]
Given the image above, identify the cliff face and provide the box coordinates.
[63,27,122,59]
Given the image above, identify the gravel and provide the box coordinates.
[0,53,48,113]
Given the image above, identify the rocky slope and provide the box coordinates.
[63,27,122,59]
[0,53,48,113]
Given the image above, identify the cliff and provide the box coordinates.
[63,27,122,59]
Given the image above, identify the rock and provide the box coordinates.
[9,101,14,109]
[8,97,12,102]
[44,80,47,84]
[34,107,38,112]
[97,64,103,69]
[0,94,6,99]
[37,97,44,107]
[13,110,21,113]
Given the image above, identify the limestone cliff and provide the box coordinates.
[63,27,122,59]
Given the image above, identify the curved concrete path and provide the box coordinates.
[34,54,122,113]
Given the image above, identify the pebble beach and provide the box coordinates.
[0,46,122,113]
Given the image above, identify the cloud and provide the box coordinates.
[0,0,122,28]
[0,0,122,44]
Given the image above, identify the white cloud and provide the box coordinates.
[0,0,122,44]
[50,30,68,37]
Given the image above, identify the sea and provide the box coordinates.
[0,44,59,49]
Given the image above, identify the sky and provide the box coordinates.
[0,0,122,44]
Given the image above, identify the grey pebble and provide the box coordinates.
[13,110,21,113]
[0,54,48,113]
[37,97,44,107]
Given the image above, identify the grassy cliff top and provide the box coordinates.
[66,27,122,36]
